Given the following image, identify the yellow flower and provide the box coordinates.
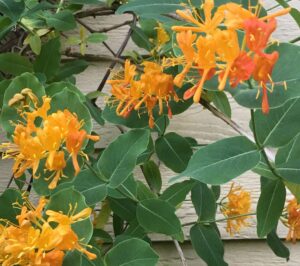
[283,198,300,243]
[0,90,100,189]
[0,198,96,266]
[108,60,178,128]
[220,183,251,235]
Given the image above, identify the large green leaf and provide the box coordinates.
[190,224,228,266]
[191,182,217,221]
[97,129,150,188]
[160,180,195,207]
[46,187,93,244]
[45,10,76,31]
[229,43,300,110]
[131,25,154,51]
[0,53,33,75]
[0,189,23,224]
[136,198,182,237]
[0,0,25,22]
[73,169,107,206]
[256,179,286,237]
[104,238,159,266]
[108,198,136,222]
[155,132,193,173]
[34,38,61,80]
[172,136,260,185]
[252,97,300,148]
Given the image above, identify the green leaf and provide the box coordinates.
[136,198,182,237]
[0,0,25,22]
[153,115,169,136]
[63,250,82,266]
[191,182,216,221]
[108,198,136,222]
[93,228,113,244]
[86,33,108,43]
[267,229,290,261]
[45,10,76,31]
[190,224,228,266]
[0,73,45,135]
[275,134,300,184]
[34,38,61,80]
[155,132,193,173]
[136,136,154,164]
[117,0,188,18]
[69,0,103,3]
[131,25,154,51]
[0,189,23,224]
[0,16,14,41]
[0,79,11,109]
[46,187,93,244]
[229,43,300,110]
[257,179,286,237]
[211,91,231,118]
[136,181,157,200]
[108,175,138,200]
[252,97,300,148]
[252,158,278,180]
[141,160,162,194]
[97,129,150,188]
[73,169,107,206]
[172,136,260,185]
[160,180,195,207]
[0,53,33,75]
[104,238,159,266]
[53,60,88,81]
[84,99,105,126]
[28,34,41,55]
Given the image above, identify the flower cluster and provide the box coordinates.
[171,0,290,113]
[0,197,96,266]
[0,89,100,189]
[282,198,300,242]
[220,183,251,235]
[108,60,178,128]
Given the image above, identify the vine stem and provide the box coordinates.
[173,240,188,266]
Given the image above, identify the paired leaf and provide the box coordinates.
[252,97,300,148]
[160,180,195,206]
[155,132,193,173]
[191,182,216,221]
[104,238,159,266]
[172,136,260,185]
[0,0,25,22]
[97,129,150,188]
[190,224,228,266]
[257,179,286,237]
[141,160,162,194]
[45,10,76,31]
[267,229,290,261]
[136,198,182,237]
[0,53,33,75]
[0,189,23,224]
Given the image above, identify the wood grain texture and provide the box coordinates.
[0,0,300,247]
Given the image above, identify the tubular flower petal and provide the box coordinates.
[220,183,251,235]
[253,52,279,114]
[0,198,96,266]
[0,91,100,189]
[244,18,277,55]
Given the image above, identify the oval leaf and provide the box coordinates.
[172,136,260,185]
[155,132,193,173]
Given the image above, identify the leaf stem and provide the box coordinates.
[173,239,188,266]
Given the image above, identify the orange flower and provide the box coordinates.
[252,52,279,114]
[244,18,277,55]
[109,60,178,128]
[220,52,255,88]
[173,30,196,88]
[172,0,224,35]
[284,198,300,243]
[0,198,96,266]
[0,91,100,189]
[220,183,251,235]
